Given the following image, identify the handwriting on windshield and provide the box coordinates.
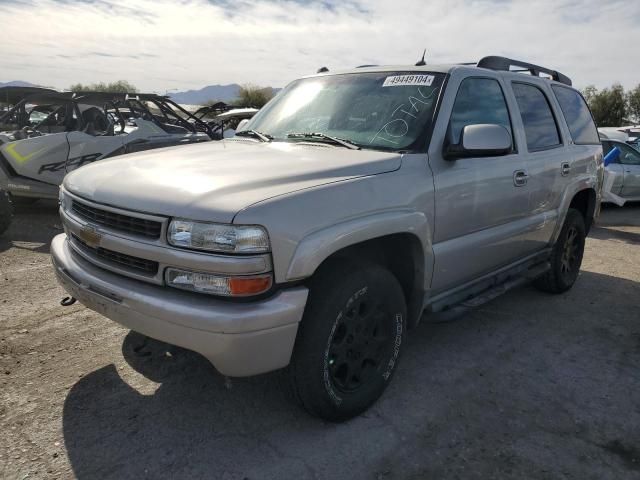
[370,87,437,145]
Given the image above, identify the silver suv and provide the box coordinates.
[51,56,603,421]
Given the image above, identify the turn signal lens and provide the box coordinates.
[228,276,273,296]
[165,268,272,297]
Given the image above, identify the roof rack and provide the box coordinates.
[477,56,572,86]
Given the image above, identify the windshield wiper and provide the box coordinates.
[287,132,361,150]
[235,130,273,142]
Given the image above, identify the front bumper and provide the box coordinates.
[51,234,309,376]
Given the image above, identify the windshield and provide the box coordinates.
[243,71,445,151]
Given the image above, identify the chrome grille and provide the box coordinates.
[71,234,159,275]
[71,200,162,239]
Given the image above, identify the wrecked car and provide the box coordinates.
[0,89,213,234]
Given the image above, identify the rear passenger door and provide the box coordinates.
[429,76,531,294]
[509,81,567,248]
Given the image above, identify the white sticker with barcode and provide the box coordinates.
[382,75,435,87]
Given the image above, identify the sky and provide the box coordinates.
[1,0,639,93]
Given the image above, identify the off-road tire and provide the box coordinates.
[534,208,586,294]
[0,190,13,235]
[288,260,407,422]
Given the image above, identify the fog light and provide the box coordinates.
[165,268,272,297]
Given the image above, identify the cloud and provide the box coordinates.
[0,0,638,92]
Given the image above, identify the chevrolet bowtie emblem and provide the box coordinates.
[78,225,102,248]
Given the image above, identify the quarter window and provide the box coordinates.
[512,83,561,151]
[551,85,599,145]
[449,78,512,145]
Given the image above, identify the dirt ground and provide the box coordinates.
[0,201,639,480]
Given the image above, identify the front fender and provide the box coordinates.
[285,210,433,288]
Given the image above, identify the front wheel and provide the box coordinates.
[288,261,407,422]
[0,190,13,235]
[534,208,586,293]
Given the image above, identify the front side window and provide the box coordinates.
[551,85,599,145]
[449,77,512,144]
[616,142,640,165]
[243,72,445,151]
[512,83,561,151]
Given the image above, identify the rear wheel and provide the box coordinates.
[288,260,407,422]
[534,208,586,293]
[0,190,13,235]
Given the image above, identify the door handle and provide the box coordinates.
[513,170,528,187]
[561,162,571,176]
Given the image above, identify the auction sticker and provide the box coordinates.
[382,74,434,87]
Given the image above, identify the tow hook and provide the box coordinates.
[60,296,77,306]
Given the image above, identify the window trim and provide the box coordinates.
[551,84,600,146]
[511,81,564,153]
[447,75,517,156]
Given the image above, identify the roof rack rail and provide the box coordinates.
[477,56,572,86]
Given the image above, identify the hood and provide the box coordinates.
[64,139,402,223]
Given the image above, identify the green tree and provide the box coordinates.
[69,80,138,93]
[233,84,275,108]
[627,84,640,124]
[582,84,626,127]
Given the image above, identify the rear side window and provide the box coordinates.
[512,83,561,151]
[449,78,512,144]
[552,86,600,145]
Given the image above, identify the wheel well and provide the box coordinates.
[311,233,426,329]
[569,188,596,234]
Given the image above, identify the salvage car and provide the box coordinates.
[602,138,640,202]
[0,91,213,234]
[193,102,259,139]
[51,56,602,421]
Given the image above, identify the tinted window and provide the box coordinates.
[512,83,561,151]
[552,86,599,145]
[449,78,512,144]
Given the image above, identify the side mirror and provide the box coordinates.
[444,124,512,160]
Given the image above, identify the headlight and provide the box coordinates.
[168,219,270,253]
[165,268,272,296]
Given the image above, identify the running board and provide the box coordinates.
[428,261,550,323]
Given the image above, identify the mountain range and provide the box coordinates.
[169,84,281,105]
[169,84,242,105]
[0,80,38,88]
[1,81,279,106]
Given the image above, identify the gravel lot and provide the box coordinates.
[1,201,639,480]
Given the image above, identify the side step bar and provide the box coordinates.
[428,261,550,323]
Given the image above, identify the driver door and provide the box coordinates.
[428,76,530,294]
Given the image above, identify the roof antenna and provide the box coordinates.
[415,49,426,66]
[317,66,329,73]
